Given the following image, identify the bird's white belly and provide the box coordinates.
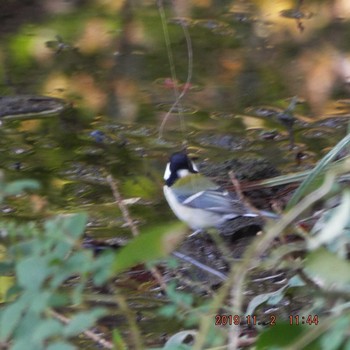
[163,186,223,230]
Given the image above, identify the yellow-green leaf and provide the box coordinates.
[113,222,187,274]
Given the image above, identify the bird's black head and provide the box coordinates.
[164,152,198,186]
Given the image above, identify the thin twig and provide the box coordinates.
[228,170,261,215]
[107,174,167,291]
[158,0,193,139]
[150,266,168,291]
[228,171,245,201]
[49,309,114,349]
[107,175,139,237]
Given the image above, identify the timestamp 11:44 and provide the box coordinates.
[289,315,319,325]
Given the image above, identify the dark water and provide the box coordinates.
[1,0,350,347]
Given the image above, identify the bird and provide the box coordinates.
[163,152,278,233]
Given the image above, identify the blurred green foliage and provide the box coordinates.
[0,174,114,349]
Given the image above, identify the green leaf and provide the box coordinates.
[11,338,42,350]
[288,275,306,287]
[158,304,177,318]
[304,248,350,291]
[10,239,42,257]
[246,275,304,315]
[14,309,41,339]
[47,292,70,308]
[63,309,106,337]
[0,261,14,274]
[28,291,51,313]
[164,330,196,349]
[309,191,350,251]
[50,241,73,261]
[16,256,49,290]
[49,269,72,289]
[61,213,88,239]
[113,222,187,273]
[320,316,350,350]
[92,251,115,285]
[113,329,127,350]
[47,342,76,350]
[0,299,26,340]
[122,176,158,199]
[287,133,350,208]
[9,32,33,68]
[330,301,350,314]
[32,319,63,343]
[71,283,84,305]
[256,323,319,349]
[246,286,287,316]
[262,243,305,270]
[5,284,22,301]
[0,275,15,303]
[64,251,93,274]
[166,283,193,306]
[4,180,40,196]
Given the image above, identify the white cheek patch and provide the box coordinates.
[164,159,198,181]
[177,169,190,178]
[164,163,171,180]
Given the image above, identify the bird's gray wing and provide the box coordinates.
[171,174,257,217]
[174,187,253,216]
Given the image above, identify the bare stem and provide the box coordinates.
[107,174,167,291]
[158,0,193,139]
[107,175,139,237]
[49,309,114,349]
